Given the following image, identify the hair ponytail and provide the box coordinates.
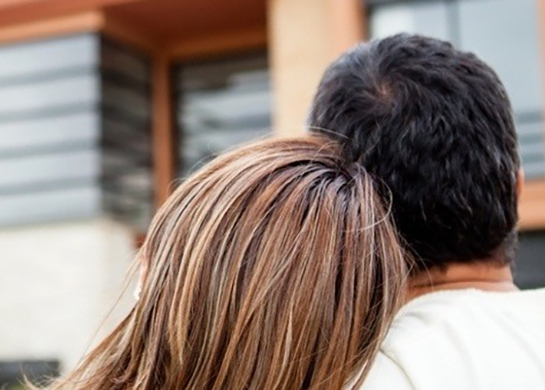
[41,136,407,390]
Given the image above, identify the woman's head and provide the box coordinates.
[48,136,407,390]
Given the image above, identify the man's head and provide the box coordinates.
[308,34,520,271]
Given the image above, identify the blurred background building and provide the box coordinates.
[0,0,544,386]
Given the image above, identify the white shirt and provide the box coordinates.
[360,288,545,390]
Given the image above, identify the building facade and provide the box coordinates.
[0,0,544,385]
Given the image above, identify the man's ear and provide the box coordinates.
[516,169,525,199]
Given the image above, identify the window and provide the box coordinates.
[175,53,272,177]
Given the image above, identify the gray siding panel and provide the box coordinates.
[0,34,98,80]
[0,34,152,230]
[0,149,100,190]
[0,186,101,227]
[0,73,99,116]
[0,112,99,153]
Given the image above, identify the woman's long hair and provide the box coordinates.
[43,136,407,390]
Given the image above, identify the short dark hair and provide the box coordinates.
[308,34,520,271]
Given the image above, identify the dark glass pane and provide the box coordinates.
[100,38,153,231]
[101,38,150,85]
[516,231,545,289]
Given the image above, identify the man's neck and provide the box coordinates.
[408,262,518,301]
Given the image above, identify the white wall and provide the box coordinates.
[0,218,137,371]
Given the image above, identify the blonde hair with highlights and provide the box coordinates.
[43,136,407,390]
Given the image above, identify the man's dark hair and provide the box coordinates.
[308,34,520,271]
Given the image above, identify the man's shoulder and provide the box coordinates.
[382,288,545,353]
[356,352,414,390]
[359,288,545,390]
[356,292,467,390]
[381,290,479,348]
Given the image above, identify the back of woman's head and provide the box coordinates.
[48,136,407,390]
